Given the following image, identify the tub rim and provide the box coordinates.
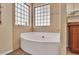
[21,32,60,43]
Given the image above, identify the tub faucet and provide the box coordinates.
[42,36,44,38]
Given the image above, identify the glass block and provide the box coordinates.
[18,4,21,8]
[18,21,21,25]
[47,22,50,26]
[40,17,44,20]
[37,11,40,13]
[47,16,50,19]
[40,23,44,26]
[37,14,40,16]
[15,20,18,25]
[18,18,21,21]
[37,7,40,10]
[35,8,37,11]
[18,13,20,17]
[37,17,40,20]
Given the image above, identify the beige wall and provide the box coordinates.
[13,26,32,50]
[0,3,13,54]
[32,3,60,32]
[60,4,67,54]
[67,3,79,22]
[67,3,79,14]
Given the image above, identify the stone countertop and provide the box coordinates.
[68,22,79,26]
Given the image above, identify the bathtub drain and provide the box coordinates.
[42,36,44,38]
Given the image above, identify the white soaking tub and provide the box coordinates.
[21,32,60,55]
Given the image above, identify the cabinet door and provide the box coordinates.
[70,26,79,52]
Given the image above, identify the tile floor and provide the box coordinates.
[7,48,79,55]
[67,48,79,55]
[7,48,31,55]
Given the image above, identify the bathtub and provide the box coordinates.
[21,32,60,55]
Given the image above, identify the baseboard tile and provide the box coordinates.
[1,50,13,55]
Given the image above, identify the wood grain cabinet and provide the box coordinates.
[68,23,79,53]
[68,22,79,53]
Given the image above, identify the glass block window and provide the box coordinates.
[15,3,30,26]
[35,4,50,26]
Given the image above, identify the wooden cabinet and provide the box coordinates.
[68,22,79,53]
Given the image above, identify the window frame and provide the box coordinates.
[15,3,30,26]
[34,4,51,27]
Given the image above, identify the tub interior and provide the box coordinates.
[21,32,60,43]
